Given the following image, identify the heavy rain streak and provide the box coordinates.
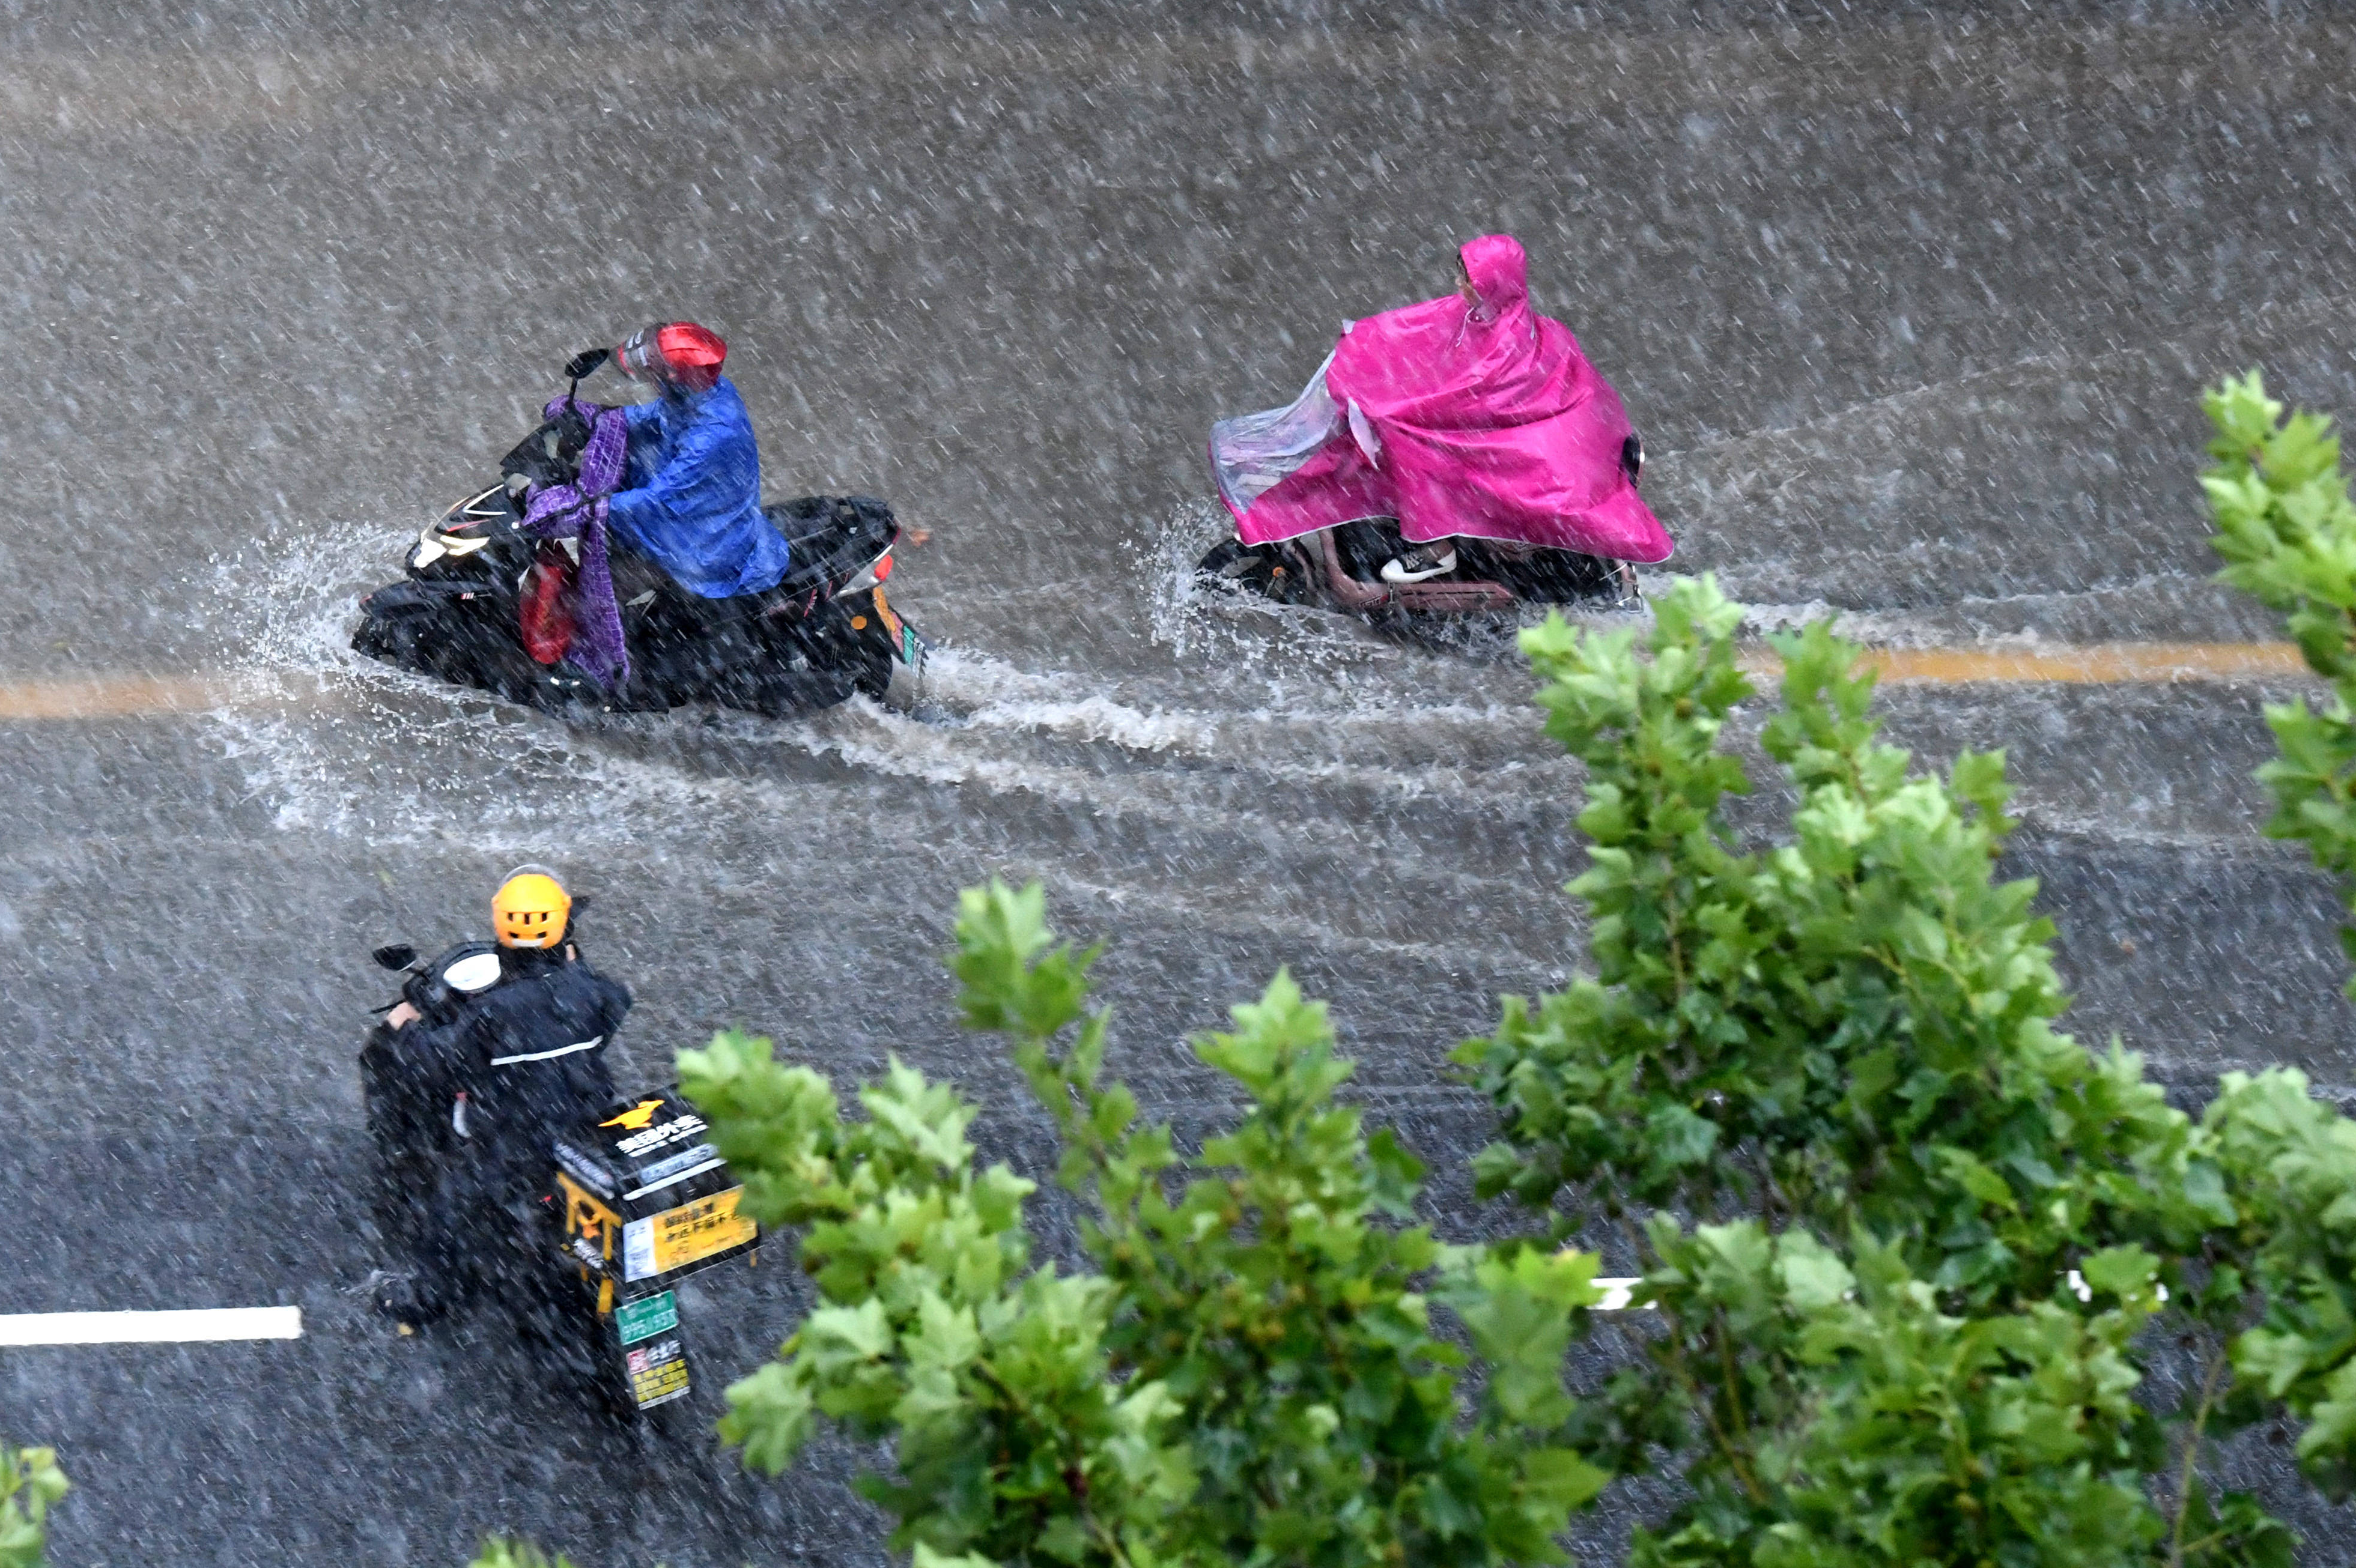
[2,2,2353,1564]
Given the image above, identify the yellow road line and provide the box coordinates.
[0,675,240,719]
[0,673,333,719]
[1737,643,2312,685]
[0,647,2316,723]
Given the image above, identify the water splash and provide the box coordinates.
[197,507,1582,862]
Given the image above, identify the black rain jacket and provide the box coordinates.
[392,942,633,1199]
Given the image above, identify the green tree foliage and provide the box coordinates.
[488,374,2356,1568]
[1454,578,2219,1565]
[2206,369,2356,981]
[0,1444,65,1568]
[467,1542,578,1568]
[2197,371,2356,1504]
[681,881,1606,1568]
[1453,489,2356,1564]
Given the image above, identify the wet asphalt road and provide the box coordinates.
[7,2,2356,1563]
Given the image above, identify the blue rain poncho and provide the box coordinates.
[605,377,794,599]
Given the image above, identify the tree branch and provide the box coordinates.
[2167,1347,2229,1568]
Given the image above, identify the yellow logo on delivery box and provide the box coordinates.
[601,1098,666,1131]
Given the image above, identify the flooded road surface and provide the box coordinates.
[5,4,2356,1563]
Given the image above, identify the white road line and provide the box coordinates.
[1593,1277,1647,1311]
[0,1307,303,1346]
[1586,1276,2155,1311]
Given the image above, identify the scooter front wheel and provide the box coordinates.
[1196,539,1308,603]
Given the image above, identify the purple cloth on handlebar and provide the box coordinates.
[520,395,630,687]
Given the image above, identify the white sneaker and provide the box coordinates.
[1380,545,1457,584]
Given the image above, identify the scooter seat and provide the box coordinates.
[762,495,898,597]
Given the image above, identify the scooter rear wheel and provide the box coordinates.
[849,641,897,703]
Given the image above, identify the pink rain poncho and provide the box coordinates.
[1210,234,1672,563]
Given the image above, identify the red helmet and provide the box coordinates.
[616,321,726,393]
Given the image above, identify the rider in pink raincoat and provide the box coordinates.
[1210,234,1672,583]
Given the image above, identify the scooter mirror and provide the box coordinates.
[562,348,610,381]
[372,943,418,972]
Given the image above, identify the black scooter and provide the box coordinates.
[1196,433,1647,617]
[360,936,758,1426]
[354,355,926,715]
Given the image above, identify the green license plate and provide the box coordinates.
[616,1290,679,1346]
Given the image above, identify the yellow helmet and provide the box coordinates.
[492,865,571,949]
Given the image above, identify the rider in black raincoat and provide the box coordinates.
[365,867,631,1331]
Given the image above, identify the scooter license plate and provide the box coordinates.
[616,1291,679,1345]
[867,586,900,645]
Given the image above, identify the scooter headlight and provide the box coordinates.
[413,485,509,569]
[413,524,493,568]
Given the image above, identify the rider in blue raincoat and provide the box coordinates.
[604,322,794,600]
